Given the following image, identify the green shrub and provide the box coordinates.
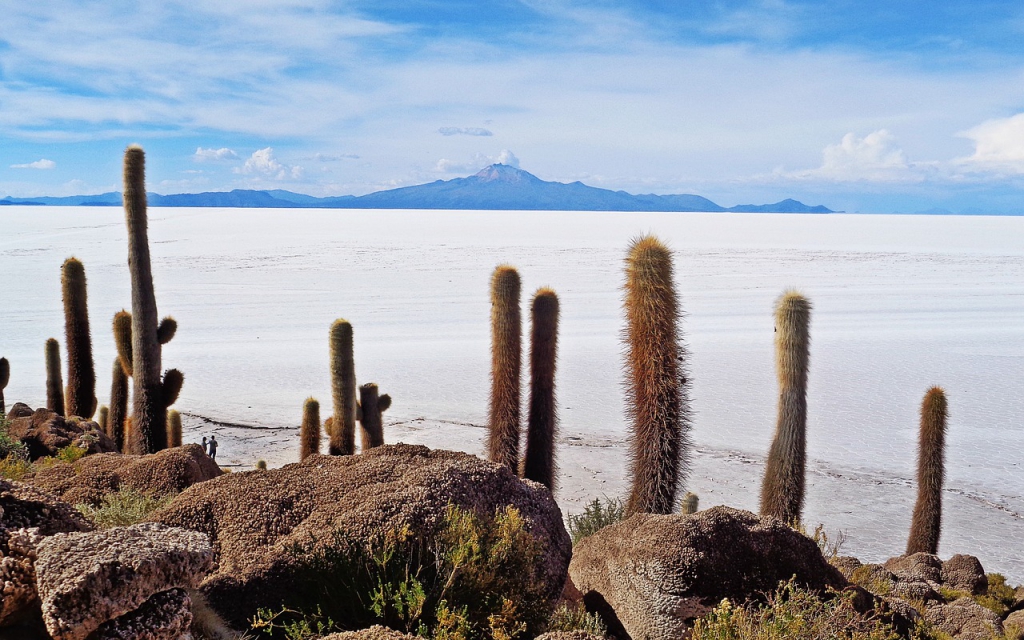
[249,505,550,640]
[76,487,174,528]
[567,497,625,545]
[56,444,88,464]
[0,455,32,480]
[691,579,925,640]
[972,573,1019,618]
[0,413,27,462]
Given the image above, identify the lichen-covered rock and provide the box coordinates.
[1004,610,1024,640]
[0,527,44,625]
[924,597,1003,640]
[7,409,115,460]
[150,444,572,628]
[4,403,34,420]
[34,523,214,640]
[850,562,940,604]
[320,626,421,640]
[830,556,862,580]
[568,506,847,640]
[22,444,222,506]
[89,588,193,640]
[940,555,987,595]
[0,479,92,534]
[883,553,942,585]
[534,632,606,640]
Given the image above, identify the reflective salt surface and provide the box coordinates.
[2,207,1022,580]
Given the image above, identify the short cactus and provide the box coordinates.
[521,288,559,490]
[760,291,812,525]
[487,265,522,469]
[0,357,9,414]
[122,146,182,453]
[329,319,357,456]
[45,338,65,416]
[623,236,692,516]
[300,397,321,461]
[357,383,391,450]
[166,409,182,448]
[97,405,109,433]
[255,460,268,470]
[113,310,133,376]
[907,386,947,555]
[681,492,699,515]
[61,257,96,418]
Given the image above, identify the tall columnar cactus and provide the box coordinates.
[624,236,692,516]
[487,265,522,469]
[521,288,559,490]
[760,291,812,525]
[329,319,357,456]
[108,358,129,451]
[0,357,8,414]
[357,383,391,451]
[123,146,183,453]
[61,257,96,418]
[166,409,182,448]
[45,338,65,416]
[907,387,948,555]
[300,397,321,461]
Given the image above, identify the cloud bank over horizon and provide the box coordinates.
[1,1,1023,212]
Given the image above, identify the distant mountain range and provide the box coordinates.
[0,164,835,213]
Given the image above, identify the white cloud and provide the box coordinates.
[10,159,56,169]
[438,127,493,137]
[435,149,520,174]
[785,130,921,183]
[234,147,303,180]
[194,147,239,161]
[955,113,1024,174]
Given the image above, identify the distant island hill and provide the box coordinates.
[0,164,836,213]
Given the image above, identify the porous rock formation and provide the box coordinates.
[34,523,213,640]
[22,443,222,506]
[7,408,115,460]
[150,444,572,627]
[568,506,847,640]
[320,626,421,640]
[923,598,1003,640]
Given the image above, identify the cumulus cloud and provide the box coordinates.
[194,147,239,161]
[955,113,1024,174]
[438,127,493,137]
[435,149,520,174]
[234,147,303,180]
[786,130,921,182]
[10,159,56,169]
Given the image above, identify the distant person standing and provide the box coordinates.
[202,436,208,455]
[208,435,218,461]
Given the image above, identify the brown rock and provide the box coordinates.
[0,479,92,535]
[831,556,863,581]
[34,523,214,640]
[0,527,44,626]
[4,403,33,419]
[320,626,421,640]
[22,444,222,506]
[924,597,1003,640]
[883,553,942,585]
[1004,610,1024,640]
[151,444,572,628]
[7,409,115,460]
[89,588,194,640]
[850,562,940,603]
[568,506,847,640]
[941,555,987,596]
[535,633,606,640]
[1016,585,1024,607]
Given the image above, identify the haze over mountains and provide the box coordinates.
[0,164,835,213]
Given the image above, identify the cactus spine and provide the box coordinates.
[328,319,357,455]
[61,257,96,418]
[357,383,390,450]
[45,338,65,416]
[300,397,321,461]
[0,357,8,414]
[760,291,812,525]
[521,288,559,490]
[166,409,182,448]
[123,146,182,453]
[487,265,522,469]
[624,236,692,516]
[907,386,947,555]
[681,492,699,515]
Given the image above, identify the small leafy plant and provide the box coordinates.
[76,487,175,528]
[567,497,625,545]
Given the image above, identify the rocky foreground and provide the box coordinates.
[0,425,1022,639]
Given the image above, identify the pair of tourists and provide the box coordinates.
[201,435,219,461]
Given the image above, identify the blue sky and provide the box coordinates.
[2,0,1024,212]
